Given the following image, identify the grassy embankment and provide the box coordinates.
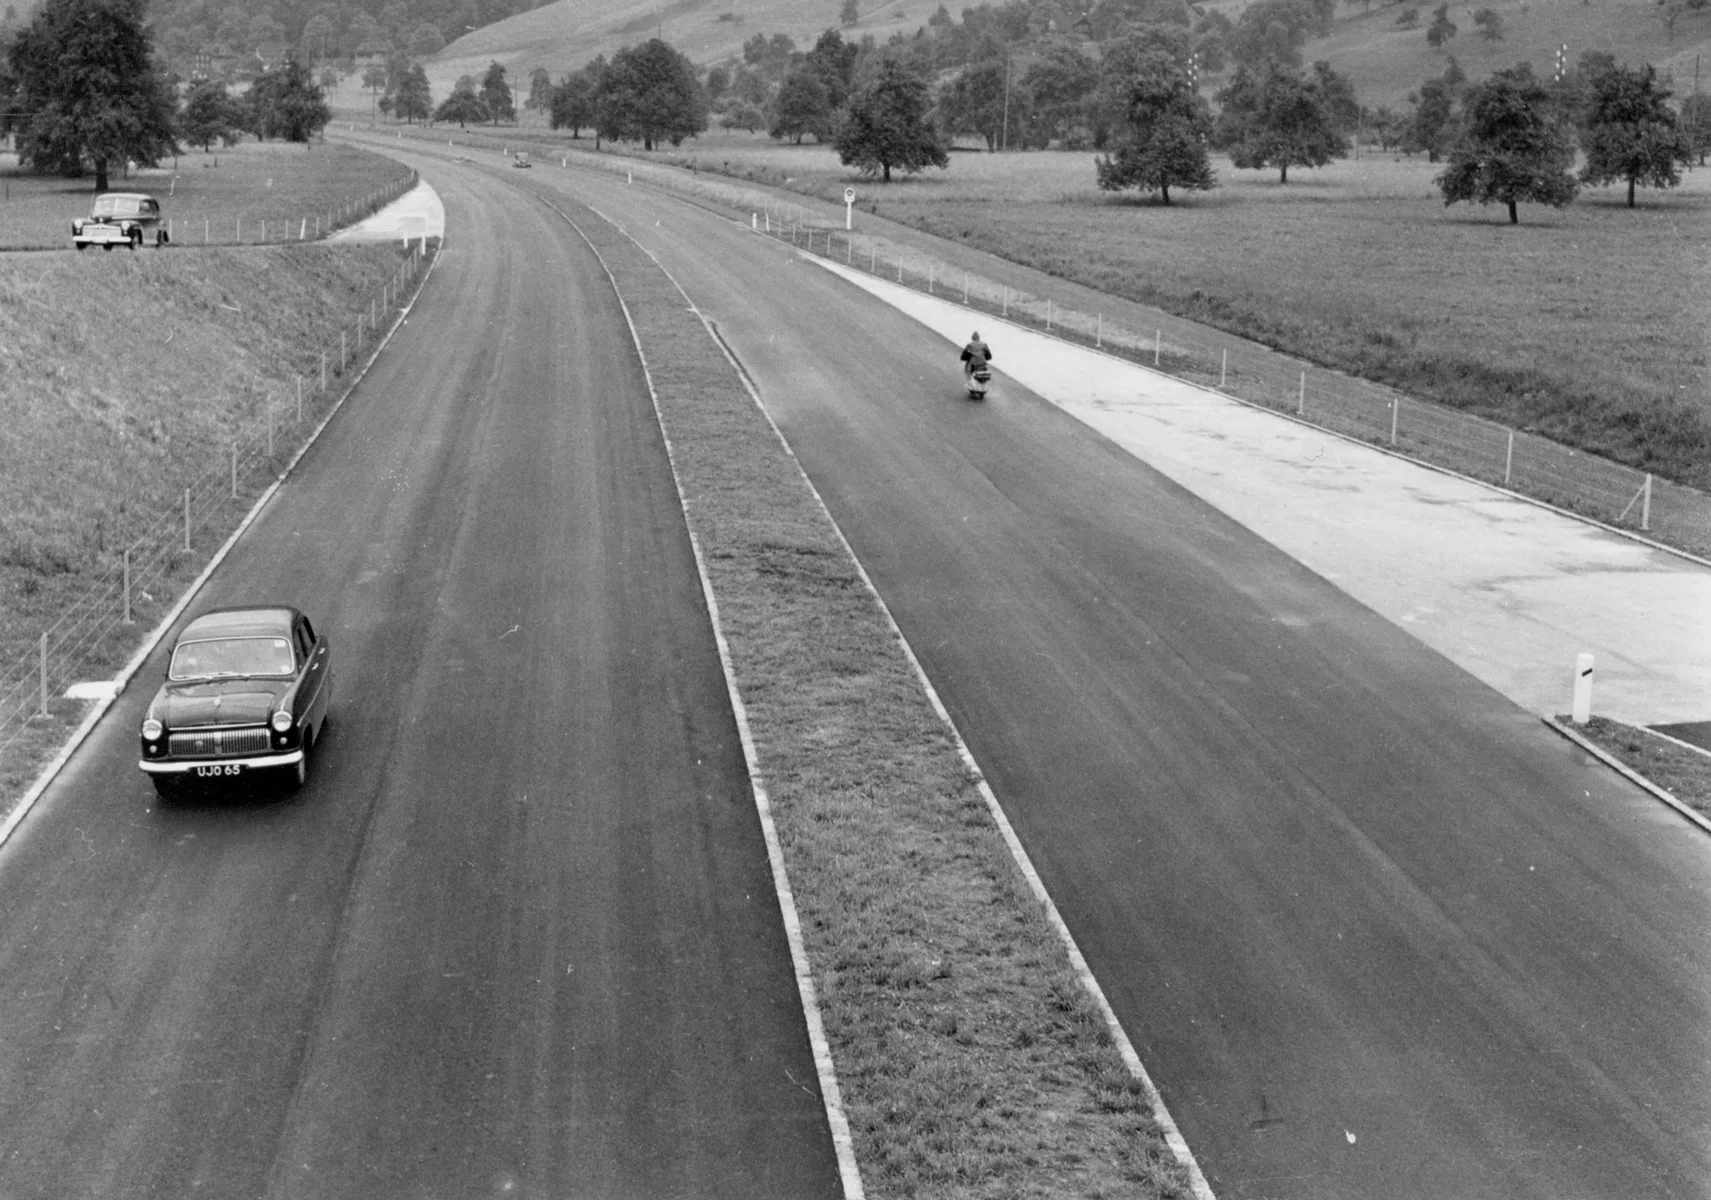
[0,141,421,803]
[0,139,412,249]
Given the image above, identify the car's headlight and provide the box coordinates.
[270,710,293,733]
[141,718,163,740]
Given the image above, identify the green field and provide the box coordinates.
[0,139,416,250]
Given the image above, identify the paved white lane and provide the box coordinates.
[331,180,444,243]
[817,258,1711,727]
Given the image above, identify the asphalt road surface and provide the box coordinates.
[486,155,1710,1199]
[0,158,841,1199]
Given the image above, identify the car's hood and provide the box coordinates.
[155,678,289,726]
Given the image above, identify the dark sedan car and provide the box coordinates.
[138,606,332,796]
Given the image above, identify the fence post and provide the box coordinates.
[260,219,265,242]
[870,245,875,271]
[184,489,191,551]
[1220,349,1228,389]
[1154,330,1160,366]
[963,273,969,304]
[300,218,306,240]
[297,375,303,422]
[1642,474,1653,531]
[1047,298,1053,330]
[928,265,934,293]
[897,258,902,283]
[267,401,273,458]
[123,548,132,624]
[1298,371,1306,416]
[231,444,238,498]
[204,218,209,244]
[340,330,346,372]
[1504,429,1514,485]
[320,352,327,391]
[38,633,48,717]
[1097,314,1102,348]
[236,218,240,242]
[1390,398,1400,445]
[1003,286,1009,318]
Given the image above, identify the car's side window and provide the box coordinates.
[300,617,317,646]
[294,622,312,665]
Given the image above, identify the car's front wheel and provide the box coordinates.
[151,775,179,801]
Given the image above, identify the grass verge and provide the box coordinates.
[0,240,427,808]
[1563,717,1711,821]
[0,139,414,250]
[568,205,1196,1197]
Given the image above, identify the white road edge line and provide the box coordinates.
[576,198,1218,1200]
[0,244,442,852]
[546,197,867,1200]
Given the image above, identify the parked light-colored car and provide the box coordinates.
[73,192,169,250]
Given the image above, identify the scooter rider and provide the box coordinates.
[961,331,992,379]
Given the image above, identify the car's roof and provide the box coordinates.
[178,606,301,641]
[97,192,156,201]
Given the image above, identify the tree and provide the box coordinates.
[362,62,387,114]
[549,65,599,136]
[1437,66,1578,223]
[1405,74,1457,160]
[771,68,835,142]
[1024,39,1097,147]
[525,66,552,113]
[834,58,948,181]
[595,39,707,150]
[1394,6,1419,28]
[1426,3,1457,48]
[4,0,178,192]
[1577,62,1693,207]
[300,13,336,59]
[181,79,245,149]
[1681,92,1711,165]
[841,0,859,26]
[1095,49,1215,204]
[1227,0,1334,70]
[719,98,767,131]
[480,61,514,123]
[1213,63,1349,182]
[390,63,432,123]
[247,57,330,143]
[407,22,444,57]
[1471,7,1504,41]
[937,57,1011,150]
[435,75,487,127]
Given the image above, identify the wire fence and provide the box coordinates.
[0,237,435,776]
[749,209,1700,552]
[155,169,421,247]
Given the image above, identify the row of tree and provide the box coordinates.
[0,0,333,190]
[1093,47,1702,221]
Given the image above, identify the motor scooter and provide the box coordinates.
[965,362,992,400]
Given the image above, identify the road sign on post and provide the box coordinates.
[844,187,856,230]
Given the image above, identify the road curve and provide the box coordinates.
[469,153,1710,1200]
[0,157,841,1198]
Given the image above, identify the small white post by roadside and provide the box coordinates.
[38,634,48,718]
[123,548,133,623]
[1154,329,1160,366]
[1298,371,1306,415]
[1572,653,1594,725]
[844,186,855,230]
[183,489,191,551]
[1220,349,1228,388]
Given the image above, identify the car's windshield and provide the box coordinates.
[92,196,144,217]
[169,636,294,680]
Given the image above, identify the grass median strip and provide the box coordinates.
[568,209,1197,1198]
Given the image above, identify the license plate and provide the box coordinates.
[195,763,243,777]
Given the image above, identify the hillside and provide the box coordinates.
[426,0,920,97]
[425,0,1711,111]
[1305,0,1711,109]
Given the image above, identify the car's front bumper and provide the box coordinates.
[138,749,304,775]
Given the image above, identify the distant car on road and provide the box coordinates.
[73,192,169,251]
[512,151,532,168]
[138,606,332,797]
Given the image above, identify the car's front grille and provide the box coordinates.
[169,727,270,758]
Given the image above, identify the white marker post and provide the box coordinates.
[1572,653,1594,724]
[844,186,856,231]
